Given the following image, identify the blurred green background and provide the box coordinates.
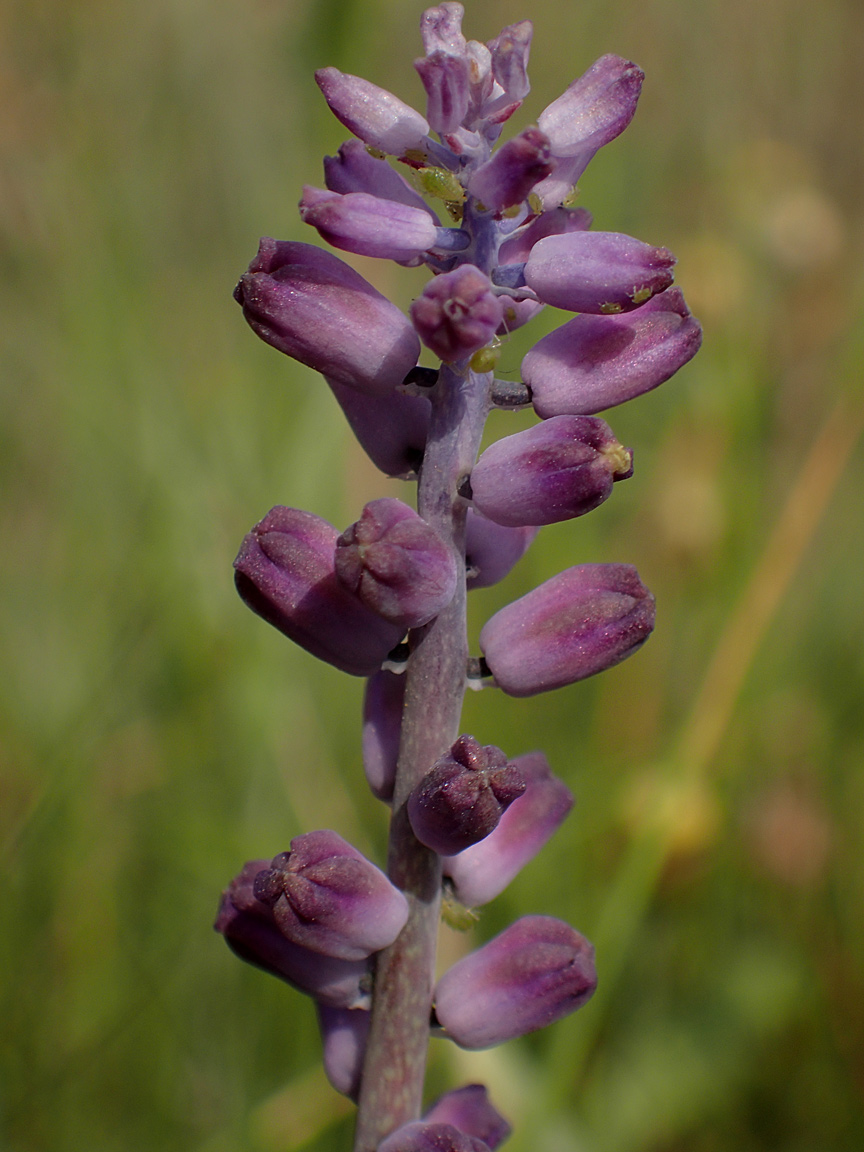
[2,0,863,1149]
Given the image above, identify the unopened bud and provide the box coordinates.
[299,186,440,262]
[411,265,503,362]
[469,415,632,527]
[234,239,420,396]
[407,735,526,856]
[326,377,430,480]
[214,861,370,1008]
[379,1123,490,1152]
[465,508,537,590]
[362,669,405,802]
[317,1004,370,1100]
[444,751,574,906]
[467,128,554,213]
[252,831,409,962]
[523,287,703,417]
[479,563,655,696]
[336,498,457,630]
[520,231,675,315]
[233,506,404,676]
[423,1084,511,1151]
[434,915,596,1048]
[315,67,430,156]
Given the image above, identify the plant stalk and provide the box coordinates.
[353,365,490,1152]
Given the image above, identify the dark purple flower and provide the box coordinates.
[252,831,409,962]
[215,861,371,1008]
[469,415,632,527]
[326,376,430,480]
[523,286,703,416]
[378,1122,490,1152]
[467,128,554,213]
[411,265,503,362]
[433,915,597,1048]
[335,498,458,630]
[407,735,526,856]
[479,563,655,696]
[362,669,405,802]
[443,751,574,906]
[465,508,537,590]
[233,506,404,676]
[423,1084,511,1151]
[317,1004,370,1100]
[234,238,420,396]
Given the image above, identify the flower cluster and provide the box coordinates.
[219,5,700,1150]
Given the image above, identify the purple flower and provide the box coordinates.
[443,751,574,906]
[234,238,420,396]
[362,669,405,802]
[433,915,597,1048]
[423,1084,511,1151]
[299,187,445,263]
[407,735,526,856]
[326,376,430,480]
[496,205,592,265]
[233,506,404,676]
[411,265,503,362]
[323,139,439,218]
[467,128,554,213]
[317,1004,370,1100]
[335,498,458,630]
[469,414,632,527]
[215,861,371,1008]
[415,51,472,136]
[252,831,409,962]
[315,67,430,155]
[378,1122,490,1152]
[534,54,643,208]
[465,509,537,590]
[523,286,703,416]
[479,563,655,696]
[522,231,676,314]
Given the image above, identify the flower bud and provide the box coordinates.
[522,231,676,315]
[411,265,503,362]
[317,1004,370,1100]
[315,67,430,155]
[326,377,430,480]
[488,21,533,104]
[469,415,632,527]
[479,563,655,696]
[335,498,458,630]
[407,735,526,856]
[415,51,472,135]
[362,669,405,801]
[233,506,404,677]
[467,128,554,213]
[234,239,420,396]
[252,831,409,962]
[496,205,592,265]
[523,287,703,417]
[300,187,441,263]
[533,54,643,207]
[214,861,371,1008]
[444,751,574,906]
[379,1123,490,1152]
[324,140,438,219]
[423,1084,511,1151]
[434,915,596,1048]
[420,4,468,57]
[465,509,537,590]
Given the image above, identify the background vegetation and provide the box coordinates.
[2,0,863,1149]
